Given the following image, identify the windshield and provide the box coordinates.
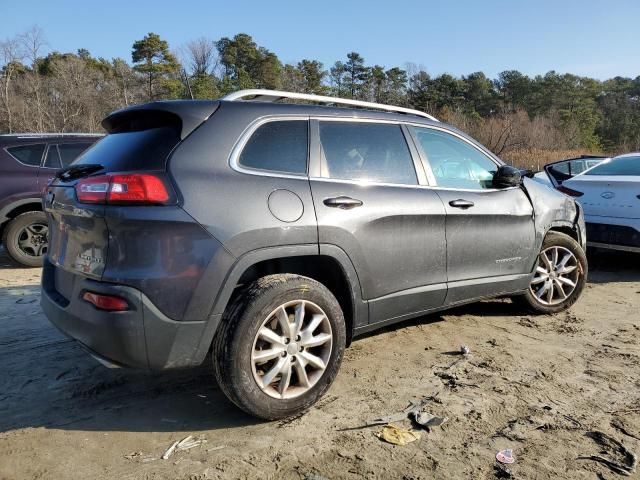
[584,155,640,176]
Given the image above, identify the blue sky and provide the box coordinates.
[2,0,639,80]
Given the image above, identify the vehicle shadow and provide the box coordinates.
[586,249,640,283]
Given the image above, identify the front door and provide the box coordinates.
[410,126,536,304]
[309,119,447,324]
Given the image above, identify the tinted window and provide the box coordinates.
[585,156,640,176]
[319,122,417,185]
[58,143,92,168]
[6,143,46,166]
[74,127,180,172]
[413,128,497,189]
[44,145,61,169]
[239,121,308,174]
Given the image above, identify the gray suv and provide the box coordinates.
[41,90,588,419]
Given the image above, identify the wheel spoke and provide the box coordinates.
[261,357,287,387]
[541,252,553,270]
[536,266,548,275]
[299,351,325,370]
[557,276,576,288]
[258,327,285,347]
[531,275,547,285]
[253,347,285,364]
[551,248,559,268]
[293,301,305,335]
[278,361,292,396]
[558,252,572,269]
[554,279,567,299]
[535,282,548,299]
[557,265,577,275]
[276,306,296,339]
[301,332,332,348]
[304,313,325,335]
[546,282,554,303]
[294,362,310,388]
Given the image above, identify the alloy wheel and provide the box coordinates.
[251,300,333,399]
[529,245,580,305]
[17,223,49,257]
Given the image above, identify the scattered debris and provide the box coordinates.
[578,431,637,476]
[410,411,448,429]
[460,345,470,356]
[162,440,179,460]
[207,445,227,452]
[124,451,142,460]
[161,435,207,460]
[612,418,640,441]
[375,424,421,446]
[496,449,516,464]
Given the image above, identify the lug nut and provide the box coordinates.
[290,356,296,362]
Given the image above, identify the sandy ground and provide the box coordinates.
[0,248,639,480]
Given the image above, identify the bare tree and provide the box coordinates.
[184,37,218,76]
[0,36,25,132]
[19,26,48,131]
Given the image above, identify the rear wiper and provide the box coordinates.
[56,164,104,181]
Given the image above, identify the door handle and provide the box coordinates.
[449,199,475,209]
[323,196,363,209]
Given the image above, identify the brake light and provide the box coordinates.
[76,174,170,205]
[82,291,129,311]
[557,185,584,197]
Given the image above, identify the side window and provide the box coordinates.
[58,143,92,168]
[413,128,497,189]
[238,120,308,174]
[44,145,62,169]
[6,144,46,167]
[318,122,417,185]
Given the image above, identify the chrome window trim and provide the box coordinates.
[228,115,311,179]
[409,124,503,192]
[3,142,47,168]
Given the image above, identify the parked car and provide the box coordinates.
[0,133,102,266]
[532,155,608,187]
[560,153,639,253]
[41,90,588,420]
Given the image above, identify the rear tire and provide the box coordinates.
[212,274,346,420]
[2,211,48,267]
[517,231,587,314]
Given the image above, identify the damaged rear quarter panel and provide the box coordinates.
[522,177,579,253]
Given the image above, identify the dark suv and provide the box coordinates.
[0,134,101,266]
[41,90,588,419]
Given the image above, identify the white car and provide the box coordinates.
[561,153,640,253]
[532,155,608,187]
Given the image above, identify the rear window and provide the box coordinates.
[73,127,180,172]
[44,143,94,169]
[6,143,46,166]
[585,156,640,176]
[238,120,308,174]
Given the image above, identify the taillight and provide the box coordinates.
[557,185,584,197]
[76,174,171,205]
[82,291,129,311]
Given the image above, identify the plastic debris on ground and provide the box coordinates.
[161,435,207,460]
[375,424,421,446]
[496,449,516,464]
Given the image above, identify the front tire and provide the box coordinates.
[212,274,346,420]
[2,211,49,267]
[518,231,587,314]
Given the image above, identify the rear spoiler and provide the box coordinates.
[102,100,220,139]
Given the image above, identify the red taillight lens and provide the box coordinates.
[557,185,584,197]
[82,291,129,311]
[76,175,111,203]
[75,174,170,205]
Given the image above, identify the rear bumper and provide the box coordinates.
[41,258,219,370]
[585,215,640,252]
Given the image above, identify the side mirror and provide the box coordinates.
[493,165,522,189]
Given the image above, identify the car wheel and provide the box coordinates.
[212,274,346,420]
[518,231,587,314]
[2,211,49,267]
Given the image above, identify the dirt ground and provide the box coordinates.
[0,248,639,480]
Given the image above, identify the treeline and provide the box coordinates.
[2,27,640,166]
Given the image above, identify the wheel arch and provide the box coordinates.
[203,244,365,353]
[0,198,43,236]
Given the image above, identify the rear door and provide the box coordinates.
[409,126,536,304]
[39,141,95,188]
[309,119,447,324]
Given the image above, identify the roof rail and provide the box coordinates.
[222,89,439,122]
